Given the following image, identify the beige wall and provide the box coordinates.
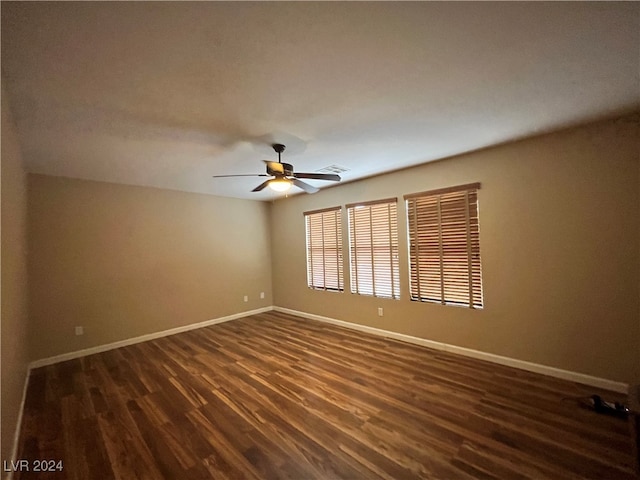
[28,175,273,360]
[271,113,640,385]
[1,88,30,468]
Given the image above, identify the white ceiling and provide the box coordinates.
[2,2,638,201]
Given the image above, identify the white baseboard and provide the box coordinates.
[29,306,273,369]
[25,303,629,390]
[273,306,629,394]
[7,369,30,480]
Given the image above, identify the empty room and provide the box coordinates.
[1,2,639,479]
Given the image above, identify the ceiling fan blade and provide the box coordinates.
[252,179,273,192]
[212,174,269,178]
[292,178,319,194]
[293,172,341,182]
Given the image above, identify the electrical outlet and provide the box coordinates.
[244,295,248,302]
[378,307,383,317]
[260,292,265,299]
[75,326,84,336]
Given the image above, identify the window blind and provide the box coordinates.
[304,207,344,291]
[405,183,482,308]
[347,198,400,299]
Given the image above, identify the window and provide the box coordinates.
[405,183,483,308]
[347,198,400,299]
[304,207,344,291]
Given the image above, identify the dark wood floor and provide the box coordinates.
[14,311,635,479]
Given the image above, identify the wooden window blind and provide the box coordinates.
[405,183,483,308]
[304,207,344,291]
[347,198,400,299]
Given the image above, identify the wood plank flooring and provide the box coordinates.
[14,311,635,479]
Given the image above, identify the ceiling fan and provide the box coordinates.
[213,143,341,194]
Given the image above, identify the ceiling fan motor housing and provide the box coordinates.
[266,162,294,176]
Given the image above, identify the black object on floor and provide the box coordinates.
[591,394,629,418]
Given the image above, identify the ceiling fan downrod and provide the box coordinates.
[272,143,285,164]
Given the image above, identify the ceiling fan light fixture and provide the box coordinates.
[269,178,292,192]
